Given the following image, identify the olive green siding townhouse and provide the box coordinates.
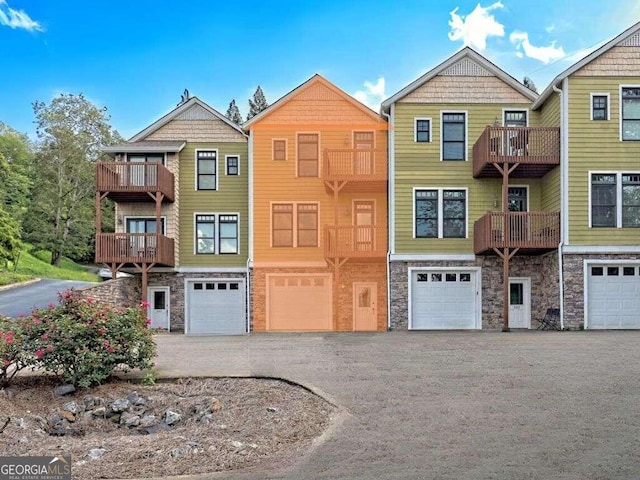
[96,96,249,334]
[382,47,562,331]
[532,21,640,329]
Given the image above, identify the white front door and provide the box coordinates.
[508,278,531,329]
[148,287,170,330]
[353,282,377,331]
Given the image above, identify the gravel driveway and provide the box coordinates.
[154,331,640,480]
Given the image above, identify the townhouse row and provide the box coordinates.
[94,21,640,333]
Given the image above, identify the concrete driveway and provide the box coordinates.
[154,332,640,480]
[0,279,96,318]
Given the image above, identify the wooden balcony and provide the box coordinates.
[324,225,387,259]
[474,212,560,255]
[323,149,387,192]
[473,126,560,178]
[95,233,175,266]
[96,162,175,202]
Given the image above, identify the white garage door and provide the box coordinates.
[411,270,479,329]
[187,280,245,335]
[268,275,332,331]
[587,264,640,329]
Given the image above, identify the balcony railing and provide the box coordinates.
[473,126,560,178]
[474,212,560,254]
[96,162,175,202]
[96,233,175,266]
[324,225,387,258]
[323,149,387,183]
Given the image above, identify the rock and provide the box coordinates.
[33,416,47,429]
[87,448,106,460]
[49,426,80,437]
[134,396,148,407]
[90,406,106,416]
[63,401,80,415]
[210,397,221,412]
[82,412,94,422]
[199,414,214,424]
[186,442,203,454]
[120,412,140,427]
[54,384,76,397]
[75,460,87,467]
[169,448,183,458]
[48,414,64,426]
[10,417,26,429]
[267,406,279,413]
[109,414,121,424]
[139,415,156,428]
[215,424,227,430]
[238,450,249,456]
[138,422,171,435]
[1,388,15,399]
[83,395,104,410]
[131,405,147,416]
[164,410,181,426]
[248,443,258,449]
[231,440,244,449]
[110,398,131,413]
[125,391,139,404]
[61,411,75,423]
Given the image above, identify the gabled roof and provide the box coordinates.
[102,140,186,155]
[242,74,384,129]
[381,47,538,112]
[129,96,245,142]
[533,21,640,110]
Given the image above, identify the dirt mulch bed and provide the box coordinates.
[0,376,336,479]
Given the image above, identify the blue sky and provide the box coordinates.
[1,0,639,139]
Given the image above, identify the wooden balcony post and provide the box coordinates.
[502,162,510,332]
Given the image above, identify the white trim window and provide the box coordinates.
[196,150,217,190]
[590,173,640,228]
[621,86,640,140]
[414,118,431,143]
[195,214,239,254]
[225,155,239,175]
[441,112,467,161]
[415,188,467,238]
[271,202,319,247]
[590,93,610,121]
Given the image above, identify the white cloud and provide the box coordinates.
[448,2,505,51]
[510,31,565,64]
[0,0,43,32]
[353,77,386,111]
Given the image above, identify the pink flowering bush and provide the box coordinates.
[21,292,156,389]
[0,315,32,387]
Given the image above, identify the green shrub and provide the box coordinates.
[24,293,156,389]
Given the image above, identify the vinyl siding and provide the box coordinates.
[178,142,248,266]
[538,94,561,212]
[393,101,535,254]
[567,76,640,245]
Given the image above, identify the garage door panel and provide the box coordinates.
[188,281,245,335]
[411,271,478,330]
[268,275,332,331]
[588,264,640,329]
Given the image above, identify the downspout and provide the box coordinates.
[246,130,253,334]
[553,83,565,330]
[382,107,393,330]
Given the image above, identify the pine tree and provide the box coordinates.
[247,86,269,120]
[225,99,243,124]
[523,76,538,93]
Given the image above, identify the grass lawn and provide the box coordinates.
[0,246,99,285]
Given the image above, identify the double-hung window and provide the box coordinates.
[622,87,640,140]
[297,134,319,176]
[271,203,318,247]
[197,151,217,190]
[591,173,640,228]
[415,118,431,143]
[195,214,239,254]
[273,140,287,161]
[591,94,609,121]
[441,112,466,161]
[226,156,239,175]
[415,189,466,238]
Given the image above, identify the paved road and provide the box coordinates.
[0,279,96,317]
[153,332,640,480]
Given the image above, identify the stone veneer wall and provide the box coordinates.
[74,272,248,333]
[389,252,559,330]
[562,253,640,329]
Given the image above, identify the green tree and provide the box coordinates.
[247,86,269,120]
[0,205,21,268]
[225,99,243,124]
[0,123,34,227]
[24,94,121,266]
